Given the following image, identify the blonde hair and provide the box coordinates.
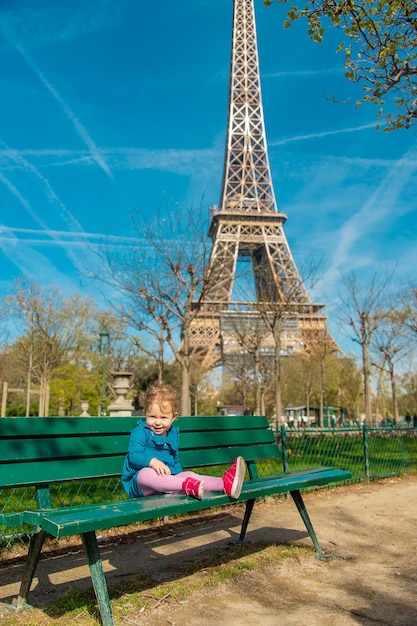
[143,383,178,416]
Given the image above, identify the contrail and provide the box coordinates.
[270,123,376,146]
[264,68,342,78]
[326,144,417,281]
[1,141,84,233]
[0,141,87,271]
[0,171,50,231]
[14,43,113,180]
[2,226,144,245]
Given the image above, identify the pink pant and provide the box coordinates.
[137,468,224,496]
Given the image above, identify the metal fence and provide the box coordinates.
[279,425,417,481]
[1,425,416,549]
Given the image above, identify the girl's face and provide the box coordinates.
[145,401,177,436]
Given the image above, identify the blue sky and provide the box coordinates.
[1,0,416,356]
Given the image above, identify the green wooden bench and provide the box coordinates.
[0,415,351,626]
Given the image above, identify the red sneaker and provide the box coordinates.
[223,456,246,499]
[182,477,205,500]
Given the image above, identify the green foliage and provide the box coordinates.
[49,363,102,416]
[129,360,181,410]
[267,0,417,130]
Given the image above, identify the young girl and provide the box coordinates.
[122,383,246,500]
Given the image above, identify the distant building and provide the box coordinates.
[284,406,336,427]
[216,405,244,416]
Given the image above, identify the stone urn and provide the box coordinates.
[80,401,90,417]
[108,371,134,416]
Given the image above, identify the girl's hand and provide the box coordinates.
[149,458,171,475]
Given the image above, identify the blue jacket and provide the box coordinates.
[121,419,182,498]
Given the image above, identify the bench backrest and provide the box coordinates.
[0,415,279,489]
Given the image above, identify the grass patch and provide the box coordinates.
[0,591,100,626]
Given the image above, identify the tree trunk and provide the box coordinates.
[320,356,328,426]
[274,339,282,430]
[388,361,399,426]
[363,343,372,425]
[260,384,265,416]
[157,334,164,384]
[26,347,33,417]
[254,350,261,415]
[181,361,191,415]
[319,392,323,428]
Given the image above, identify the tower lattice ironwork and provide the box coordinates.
[190,0,338,367]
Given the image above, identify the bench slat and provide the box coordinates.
[0,512,24,527]
[0,455,126,488]
[179,442,280,468]
[0,415,270,438]
[177,415,270,431]
[21,467,351,538]
[0,434,131,462]
[0,429,275,464]
[1,441,280,488]
[0,417,139,436]
[180,428,275,449]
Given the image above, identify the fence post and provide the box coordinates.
[280,425,289,472]
[362,423,370,480]
[1,382,7,417]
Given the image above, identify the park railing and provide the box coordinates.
[1,423,416,549]
[278,425,417,481]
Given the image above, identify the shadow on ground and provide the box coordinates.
[0,506,309,608]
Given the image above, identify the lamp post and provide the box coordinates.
[99,327,110,416]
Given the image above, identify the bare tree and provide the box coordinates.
[91,205,215,415]
[281,354,321,422]
[254,257,327,428]
[306,331,337,426]
[399,371,417,416]
[222,312,271,415]
[338,269,393,425]
[117,291,168,384]
[372,308,410,425]
[337,356,362,423]
[223,357,254,413]
[3,279,103,416]
[402,283,417,342]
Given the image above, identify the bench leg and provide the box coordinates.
[238,498,256,542]
[81,531,114,626]
[290,489,328,561]
[17,529,46,608]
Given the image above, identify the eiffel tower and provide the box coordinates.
[190,0,339,367]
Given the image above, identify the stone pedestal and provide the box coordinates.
[108,371,134,416]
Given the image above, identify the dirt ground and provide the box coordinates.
[0,476,417,625]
